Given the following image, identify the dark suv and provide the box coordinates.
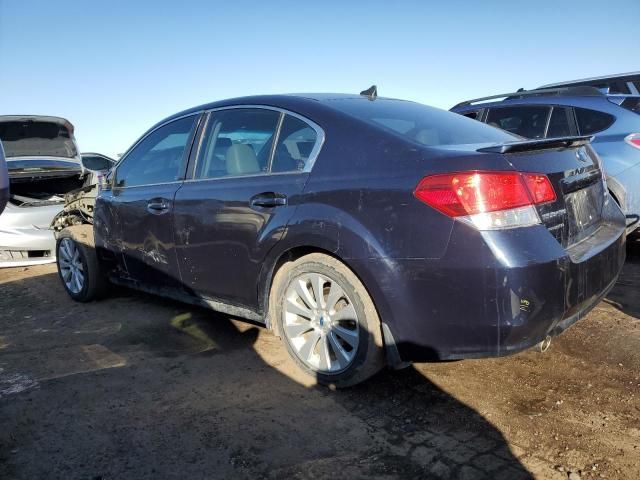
[450,87,640,235]
[55,94,626,387]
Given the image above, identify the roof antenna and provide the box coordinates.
[360,85,377,100]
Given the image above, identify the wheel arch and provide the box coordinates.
[258,241,401,366]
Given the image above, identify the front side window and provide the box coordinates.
[575,107,615,135]
[485,106,551,139]
[115,115,197,188]
[195,109,280,179]
[271,115,318,173]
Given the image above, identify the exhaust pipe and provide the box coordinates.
[537,335,552,353]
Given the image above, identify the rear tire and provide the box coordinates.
[270,253,384,388]
[56,225,108,302]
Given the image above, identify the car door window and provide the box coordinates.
[271,115,319,173]
[115,115,197,188]
[574,108,615,135]
[546,107,575,138]
[195,109,280,179]
[485,106,551,138]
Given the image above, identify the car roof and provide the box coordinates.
[156,93,411,129]
[450,91,635,118]
[539,71,640,88]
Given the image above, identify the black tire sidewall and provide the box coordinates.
[274,258,375,386]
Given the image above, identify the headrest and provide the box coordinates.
[225,143,260,175]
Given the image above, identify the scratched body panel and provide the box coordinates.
[85,93,626,366]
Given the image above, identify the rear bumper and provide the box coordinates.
[351,217,626,364]
[0,227,57,267]
[0,201,61,267]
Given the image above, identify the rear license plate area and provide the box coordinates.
[565,182,603,245]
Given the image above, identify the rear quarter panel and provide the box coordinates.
[259,114,517,328]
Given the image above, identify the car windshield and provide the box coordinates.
[328,98,518,147]
[0,120,78,158]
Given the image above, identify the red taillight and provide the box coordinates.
[625,133,640,149]
[414,171,556,218]
[521,174,557,204]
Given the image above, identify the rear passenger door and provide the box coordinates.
[173,107,323,310]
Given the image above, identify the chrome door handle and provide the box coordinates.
[250,192,287,208]
[147,199,170,214]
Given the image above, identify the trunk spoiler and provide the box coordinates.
[477,135,593,154]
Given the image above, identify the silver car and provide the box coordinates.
[0,116,88,267]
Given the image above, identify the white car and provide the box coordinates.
[0,116,91,267]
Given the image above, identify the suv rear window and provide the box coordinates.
[620,97,640,114]
[0,120,77,158]
[546,107,575,138]
[327,99,516,146]
[485,106,550,139]
[574,108,615,135]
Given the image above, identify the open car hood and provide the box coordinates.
[0,115,78,160]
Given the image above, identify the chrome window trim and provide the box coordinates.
[182,169,310,184]
[190,104,325,181]
[112,112,202,190]
[627,82,640,96]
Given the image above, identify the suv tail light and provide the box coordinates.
[414,171,556,230]
[625,133,640,149]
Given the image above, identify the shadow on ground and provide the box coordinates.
[0,269,532,479]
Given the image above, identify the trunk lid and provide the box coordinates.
[480,137,609,249]
[0,116,78,159]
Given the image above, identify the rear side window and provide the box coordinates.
[462,111,480,120]
[546,107,575,138]
[328,99,515,147]
[574,108,615,135]
[620,97,640,114]
[195,109,280,179]
[485,106,550,139]
[271,115,318,173]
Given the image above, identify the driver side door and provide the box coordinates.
[98,114,200,290]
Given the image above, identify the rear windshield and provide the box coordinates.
[0,120,78,158]
[327,98,517,146]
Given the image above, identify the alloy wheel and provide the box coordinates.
[283,272,360,374]
[58,238,85,294]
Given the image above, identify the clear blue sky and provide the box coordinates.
[1,0,637,158]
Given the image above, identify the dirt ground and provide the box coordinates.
[0,243,638,480]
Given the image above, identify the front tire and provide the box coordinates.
[56,225,108,302]
[271,253,384,388]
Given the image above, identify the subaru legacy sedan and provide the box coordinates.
[55,93,626,387]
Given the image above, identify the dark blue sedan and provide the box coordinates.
[54,92,626,387]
